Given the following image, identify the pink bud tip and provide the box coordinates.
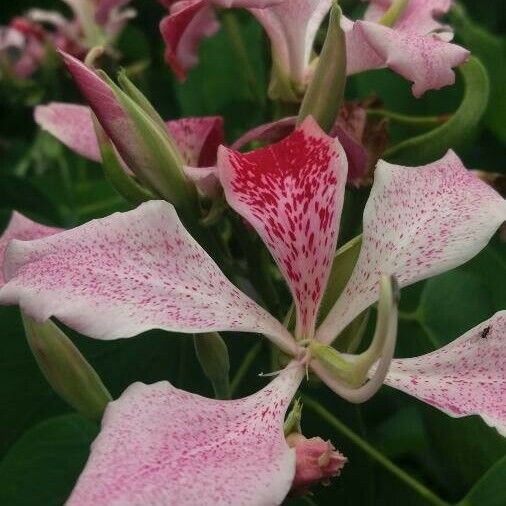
[286,433,347,495]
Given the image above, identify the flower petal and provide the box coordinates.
[317,151,506,344]
[0,200,296,354]
[0,212,61,287]
[34,103,101,162]
[231,116,297,151]
[34,102,224,194]
[364,0,452,36]
[383,312,506,436]
[233,114,368,186]
[67,366,304,506]
[356,21,469,97]
[166,115,224,166]
[218,117,347,339]
[248,0,331,85]
[160,0,219,81]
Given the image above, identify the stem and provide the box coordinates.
[302,396,449,506]
[230,341,263,395]
[221,11,264,105]
[367,109,450,126]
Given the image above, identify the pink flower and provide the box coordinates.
[343,0,470,96]
[27,0,136,56]
[1,118,505,504]
[159,0,470,97]
[0,18,47,78]
[158,0,325,89]
[286,433,347,494]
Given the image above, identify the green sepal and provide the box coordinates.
[384,57,490,165]
[298,2,347,132]
[23,314,112,422]
[117,70,168,134]
[93,117,154,206]
[193,332,231,400]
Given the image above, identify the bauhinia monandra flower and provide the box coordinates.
[0,116,505,504]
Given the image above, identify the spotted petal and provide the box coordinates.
[248,0,332,86]
[34,103,102,162]
[67,366,304,505]
[0,212,61,287]
[34,102,223,195]
[166,115,224,166]
[383,312,506,436]
[317,151,506,344]
[356,21,469,97]
[0,200,296,354]
[218,117,347,339]
[364,0,452,36]
[233,114,368,185]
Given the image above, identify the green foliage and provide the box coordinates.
[0,0,504,505]
[0,414,97,506]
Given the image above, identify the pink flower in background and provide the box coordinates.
[159,0,284,81]
[0,1,135,79]
[159,0,469,97]
[0,18,47,78]
[1,115,505,503]
[343,0,469,96]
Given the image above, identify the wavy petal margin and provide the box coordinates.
[0,201,296,354]
[67,366,304,505]
[317,151,506,344]
[384,312,506,436]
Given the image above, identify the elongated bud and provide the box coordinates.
[298,2,346,132]
[60,51,198,214]
[93,117,154,206]
[23,314,112,422]
[194,332,231,400]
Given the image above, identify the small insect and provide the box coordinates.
[480,326,491,339]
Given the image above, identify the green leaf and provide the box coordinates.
[318,234,362,324]
[0,414,97,506]
[175,11,267,140]
[0,175,60,224]
[458,456,506,506]
[384,57,490,165]
[450,3,506,143]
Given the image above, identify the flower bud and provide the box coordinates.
[286,433,347,495]
[298,2,347,133]
[23,315,112,422]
